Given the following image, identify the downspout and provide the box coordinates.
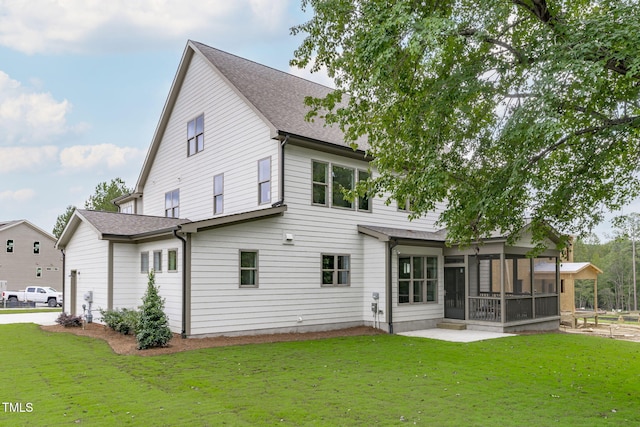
[387,239,398,334]
[173,228,188,338]
[272,134,289,207]
[60,249,66,312]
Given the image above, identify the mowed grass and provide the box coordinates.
[1,324,639,426]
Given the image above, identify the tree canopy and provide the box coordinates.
[291,0,640,251]
[84,178,131,212]
[52,178,131,238]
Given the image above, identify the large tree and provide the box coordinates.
[612,213,640,310]
[52,178,131,238]
[291,0,640,251]
[84,177,131,212]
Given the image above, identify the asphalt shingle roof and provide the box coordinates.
[78,210,189,237]
[192,41,369,151]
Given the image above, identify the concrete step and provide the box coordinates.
[437,322,467,331]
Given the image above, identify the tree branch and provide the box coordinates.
[528,115,640,164]
[458,28,527,64]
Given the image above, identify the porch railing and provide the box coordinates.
[505,297,533,322]
[534,295,558,318]
[469,296,501,322]
[469,295,559,323]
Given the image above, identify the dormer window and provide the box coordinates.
[187,113,204,156]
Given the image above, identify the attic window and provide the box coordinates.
[187,113,204,156]
[6,239,13,253]
[34,241,40,254]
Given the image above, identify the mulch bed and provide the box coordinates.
[40,323,384,356]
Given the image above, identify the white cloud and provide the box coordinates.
[0,71,72,144]
[0,188,36,202]
[0,146,59,172]
[0,0,292,54]
[59,144,145,172]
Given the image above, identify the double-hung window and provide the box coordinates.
[398,256,437,304]
[168,249,178,272]
[165,189,180,218]
[213,174,224,214]
[321,254,350,286]
[187,114,204,156]
[6,239,13,253]
[357,169,371,211]
[240,250,258,287]
[140,252,149,274]
[258,157,271,204]
[33,241,40,254]
[331,165,354,209]
[153,250,162,272]
[312,161,329,205]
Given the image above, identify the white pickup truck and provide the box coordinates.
[1,286,63,307]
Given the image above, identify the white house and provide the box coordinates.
[56,41,561,338]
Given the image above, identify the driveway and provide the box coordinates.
[0,311,60,326]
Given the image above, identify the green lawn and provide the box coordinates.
[1,324,639,426]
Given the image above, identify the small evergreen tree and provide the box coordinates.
[136,270,172,349]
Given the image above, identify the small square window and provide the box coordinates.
[322,254,350,286]
[240,250,258,287]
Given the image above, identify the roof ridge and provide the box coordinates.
[190,40,336,91]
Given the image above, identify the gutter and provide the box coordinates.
[387,239,398,334]
[173,228,188,339]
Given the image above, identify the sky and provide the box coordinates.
[0,0,637,241]
[0,0,332,235]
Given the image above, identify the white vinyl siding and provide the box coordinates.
[62,221,109,315]
[142,53,279,221]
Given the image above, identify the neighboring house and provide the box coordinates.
[0,220,62,291]
[56,40,561,337]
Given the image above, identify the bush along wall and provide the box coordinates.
[136,270,172,350]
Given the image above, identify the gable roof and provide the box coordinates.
[56,210,189,247]
[135,40,366,193]
[0,219,56,242]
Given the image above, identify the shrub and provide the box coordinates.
[136,270,172,350]
[99,308,140,335]
[55,312,83,328]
